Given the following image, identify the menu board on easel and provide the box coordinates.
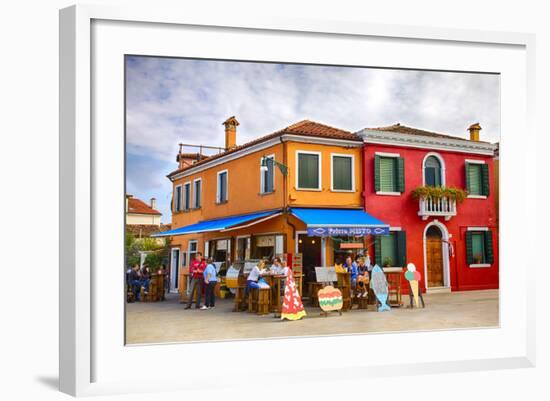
[315,267,337,283]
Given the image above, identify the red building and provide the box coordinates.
[357,123,498,292]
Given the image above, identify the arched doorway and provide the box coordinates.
[423,221,450,289]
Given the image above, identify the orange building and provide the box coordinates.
[156,117,388,294]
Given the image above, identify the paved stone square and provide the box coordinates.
[125,290,499,344]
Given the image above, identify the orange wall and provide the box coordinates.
[172,143,285,228]
[171,140,364,231]
[285,142,363,208]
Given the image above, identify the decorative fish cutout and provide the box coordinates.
[370,265,390,311]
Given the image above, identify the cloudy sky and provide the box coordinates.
[126,56,500,224]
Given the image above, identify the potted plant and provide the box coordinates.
[411,185,467,203]
[383,257,393,267]
[474,253,483,264]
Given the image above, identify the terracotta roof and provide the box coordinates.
[361,123,490,144]
[127,197,162,215]
[168,120,360,178]
[126,224,171,238]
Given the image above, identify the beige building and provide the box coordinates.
[126,195,162,226]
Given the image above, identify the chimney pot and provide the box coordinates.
[468,123,482,142]
[222,116,239,150]
[150,197,157,210]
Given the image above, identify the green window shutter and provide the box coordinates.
[298,153,319,189]
[465,162,470,193]
[484,230,494,264]
[396,231,407,267]
[379,157,396,192]
[481,163,490,196]
[374,155,381,192]
[333,156,352,190]
[465,231,474,265]
[397,157,405,193]
[374,236,382,266]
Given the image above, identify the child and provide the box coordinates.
[202,257,218,310]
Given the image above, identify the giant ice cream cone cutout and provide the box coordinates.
[405,263,422,307]
[281,271,306,321]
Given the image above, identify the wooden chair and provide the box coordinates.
[126,284,136,303]
[257,288,271,315]
[336,272,352,311]
[248,288,259,313]
[233,285,247,312]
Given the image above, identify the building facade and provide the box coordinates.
[157,118,499,295]
[357,123,499,292]
[161,118,373,294]
[126,195,162,226]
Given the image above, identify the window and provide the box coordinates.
[252,234,284,260]
[374,154,405,193]
[375,231,407,267]
[217,170,228,203]
[193,179,202,208]
[297,152,321,190]
[424,155,442,187]
[465,161,489,196]
[331,154,354,191]
[183,182,191,211]
[466,230,494,266]
[236,236,251,261]
[174,185,182,212]
[260,155,275,194]
[188,240,198,263]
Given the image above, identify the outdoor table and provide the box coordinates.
[262,274,287,313]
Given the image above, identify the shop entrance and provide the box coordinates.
[426,225,444,287]
[298,233,321,293]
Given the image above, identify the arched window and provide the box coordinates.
[424,155,442,187]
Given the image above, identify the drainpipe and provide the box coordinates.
[281,136,297,245]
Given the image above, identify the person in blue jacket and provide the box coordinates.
[343,256,358,296]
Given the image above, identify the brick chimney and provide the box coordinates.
[223,116,239,150]
[468,123,482,142]
[150,197,157,210]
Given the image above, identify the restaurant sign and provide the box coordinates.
[307,226,389,237]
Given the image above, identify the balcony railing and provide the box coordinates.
[418,197,457,221]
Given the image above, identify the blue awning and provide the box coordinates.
[151,210,280,237]
[290,208,389,236]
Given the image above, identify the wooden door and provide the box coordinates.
[426,238,444,287]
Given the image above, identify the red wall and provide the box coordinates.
[363,144,499,292]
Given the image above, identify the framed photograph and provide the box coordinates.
[60,4,536,397]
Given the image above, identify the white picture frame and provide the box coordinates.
[59,4,536,397]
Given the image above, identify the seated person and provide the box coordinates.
[356,255,368,275]
[270,257,289,276]
[343,256,359,296]
[242,260,265,308]
[128,264,143,301]
[334,258,345,273]
[139,264,151,294]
